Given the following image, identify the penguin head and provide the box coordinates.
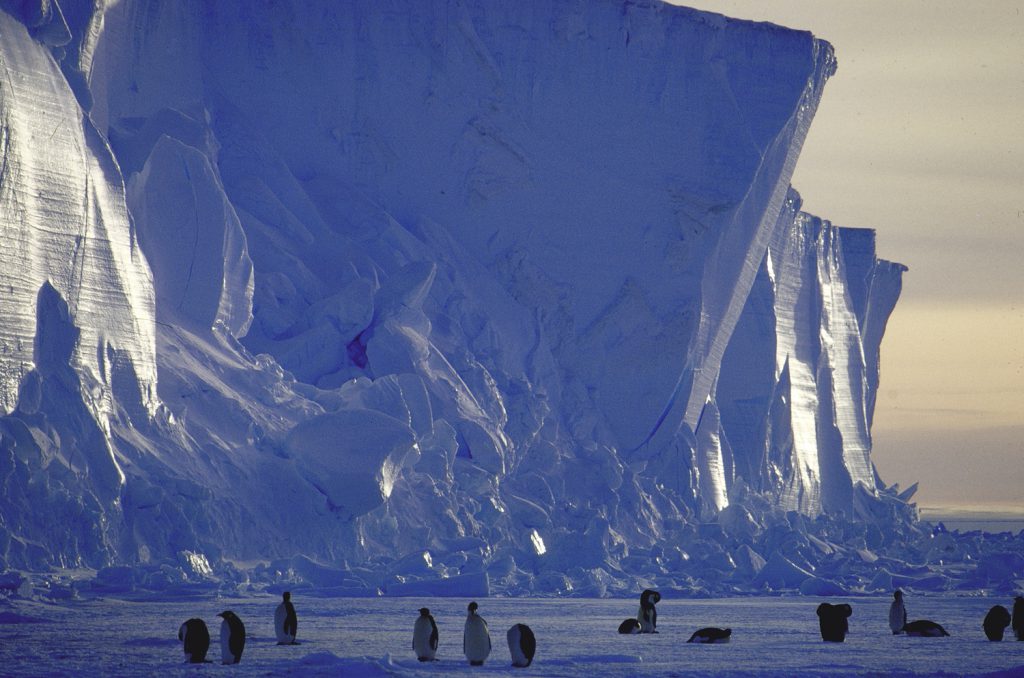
[283,591,291,602]
[218,611,235,621]
[419,607,431,616]
[468,601,478,614]
[641,589,661,605]
[893,589,903,600]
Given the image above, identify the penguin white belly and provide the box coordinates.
[220,620,234,664]
[274,604,291,643]
[413,617,436,660]
[638,606,655,633]
[889,602,906,634]
[464,617,491,664]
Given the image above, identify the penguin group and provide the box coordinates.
[177,591,296,665]
[409,601,535,667]
[173,588,1024,666]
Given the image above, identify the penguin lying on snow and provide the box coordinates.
[687,627,731,644]
[218,611,246,664]
[638,589,661,633]
[617,618,641,634]
[463,601,491,666]
[274,591,298,645]
[903,620,949,637]
[178,618,210,663]
[816,602,852,642]
[413,608,439,662]
[983,605,1011,641]
[507,623,536,667]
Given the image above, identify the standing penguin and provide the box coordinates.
[637,589,661,633]
[274,591,298,645]
[178,618,210,663]
[507,623,536,667]
[1013,596,1024,641]
[888,590,907,635]
[413,608,439,662]
[983,605,1011,641]
[463,601,491,666]
[816,602,852,642]
[217,611,246,664]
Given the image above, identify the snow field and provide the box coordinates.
[1,595,1022,676]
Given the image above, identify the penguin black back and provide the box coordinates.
[903,619,950,637]
[816,602,852,642]
[1013,596,1024,641]
[984,605,1011,641]
[178,618,210,663]
[618,618,641,634]
[687,627,731,643]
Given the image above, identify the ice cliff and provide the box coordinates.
[5,0,992,598]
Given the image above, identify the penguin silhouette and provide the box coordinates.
[638,589,661,633]
[463,601,491,666]
[888,590,907,634]
[617,618,641,634]
[983,605,1011,641]
[816,602,852,642]
[178,618,210,663]
[687,627,731,643]
[507,623,536,667]
[217,611,246,664]
[413,607,439,662]
[274,591,298,644]
[1013,596,1024,641]
[903,620,950,637]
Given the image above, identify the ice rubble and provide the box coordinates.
[0,0,1020,597]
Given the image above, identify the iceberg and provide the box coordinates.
[6,0,1014,596]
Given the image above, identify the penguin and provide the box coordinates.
[413,607,439,662]
[903,620,950,637]
[507,623,536,667]
[637,589,661,633]
[1013,596,1024,641]
[274,591,298,645]
[463,601,491,666]
[816,602,852,642]
[888,590,907,635]
[217,610,246,664]
[983,605,1011,641]
[687,627,731,644]
[617,618,641,634]
[178,618,210,663]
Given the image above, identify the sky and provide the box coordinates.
[676,1,1024,511]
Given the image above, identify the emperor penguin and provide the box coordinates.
[178,618,210,663]
[617,618,641,634]
[888,590,907,635]
[217,611,246,664]
[1013,596,1024,640]
[638,589,661,633]
[687,627,731,644]
[983,605,1011,641]
[274,591,298,645]
[413,608,439,661]
[463,601,491,666]
[816,602,852,642]
[903,619,950,637]
[506,623,536,667]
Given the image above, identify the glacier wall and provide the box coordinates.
[0,0,914,593]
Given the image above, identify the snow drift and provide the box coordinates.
[3,0,991,596]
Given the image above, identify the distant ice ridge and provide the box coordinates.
[5,0,1004,598]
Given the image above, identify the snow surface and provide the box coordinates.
[1,0,1020,599]
[2,593,1023,676]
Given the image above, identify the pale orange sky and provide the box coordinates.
[676,1,1024,510]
